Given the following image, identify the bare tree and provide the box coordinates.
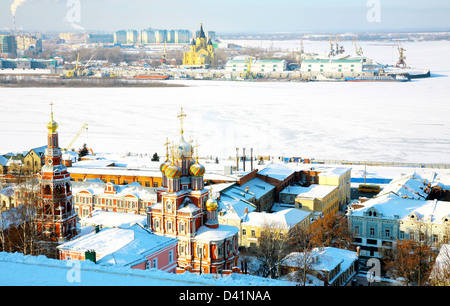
[429,245,450,286]
[254,221,291,279]
[287,225,317,286]
[13,178,40,255]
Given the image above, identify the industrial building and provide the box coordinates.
[0,58,58,71]
[300,58,363,74]
[225,57,287,74]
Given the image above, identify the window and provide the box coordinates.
[251,229,256,237]
[354,225,360,235]
[369,227,375,237]
[180,223,185,233]
[169,250,173,263]
[242,228,247,236]
[385,229,391,238]
[152,258,158,269]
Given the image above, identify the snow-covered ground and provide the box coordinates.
[0,41,449,164]
[0,251,293,286]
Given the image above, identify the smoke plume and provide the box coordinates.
[11,0,29,16]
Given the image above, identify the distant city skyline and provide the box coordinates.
[1,0,449,33]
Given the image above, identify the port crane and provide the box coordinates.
[65,52,95,78]
[353,35,363,56]
[395,40,407,68]
[241,54,255,79]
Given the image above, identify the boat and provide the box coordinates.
[345,74,410,82]
[134,74,169,80]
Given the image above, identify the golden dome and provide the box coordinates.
[205,189,218,211]
[206,198,218,211]
[47,118,58,133]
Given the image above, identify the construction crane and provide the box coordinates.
[64,123,88,151]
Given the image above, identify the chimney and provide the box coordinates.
[243,148,246,171]
[245,207,248,214]
[236,148,239,171]
[250,148,253,171]
[356,246,360,257]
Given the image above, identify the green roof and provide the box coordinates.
[227,59,285,63]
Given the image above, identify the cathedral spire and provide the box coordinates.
[199,23,206,39]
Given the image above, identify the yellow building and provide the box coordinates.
[317,167,351,210]
[23,146,46,175]
[291,184,339,218]
[240,208,311,249]
[182,24,215,68]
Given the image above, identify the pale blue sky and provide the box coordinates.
[1,0,449,33]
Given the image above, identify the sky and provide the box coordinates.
[0,0,449,33]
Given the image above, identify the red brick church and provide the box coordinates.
[147,108,241,274]
[35,103,78,243]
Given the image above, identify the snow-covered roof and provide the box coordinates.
[72,181,157,201]
[218,194,256,220]
[242,208,310,230]
[238,177,275,200]
[433,173,450,189]
[194,224,240,242]
[350,194,450,224]
[377,172,432,200]
[80,210,147,228]
[0,251,296,286]
[57,224,177,267]
[258,163,295,181]
[282,247,358,277]
[281,184,337,199]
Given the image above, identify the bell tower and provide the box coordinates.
[35,103,78,243]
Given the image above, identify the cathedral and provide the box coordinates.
[35,103,78,243]
[147,108,240,274]
[182,23,215,68]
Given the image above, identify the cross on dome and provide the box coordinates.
[177,107,187,135]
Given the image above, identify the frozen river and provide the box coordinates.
[0,40,449,164]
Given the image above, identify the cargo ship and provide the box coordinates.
[345,74,410,82]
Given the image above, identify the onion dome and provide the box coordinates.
[189,161,205,177]
[173,136,192,159]
[165,163,182,179]
[47,117,58,133]
[205,197,218,211]
[159,159,171,173]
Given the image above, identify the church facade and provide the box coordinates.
[147,108,240,274]
[182,24,215,68]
